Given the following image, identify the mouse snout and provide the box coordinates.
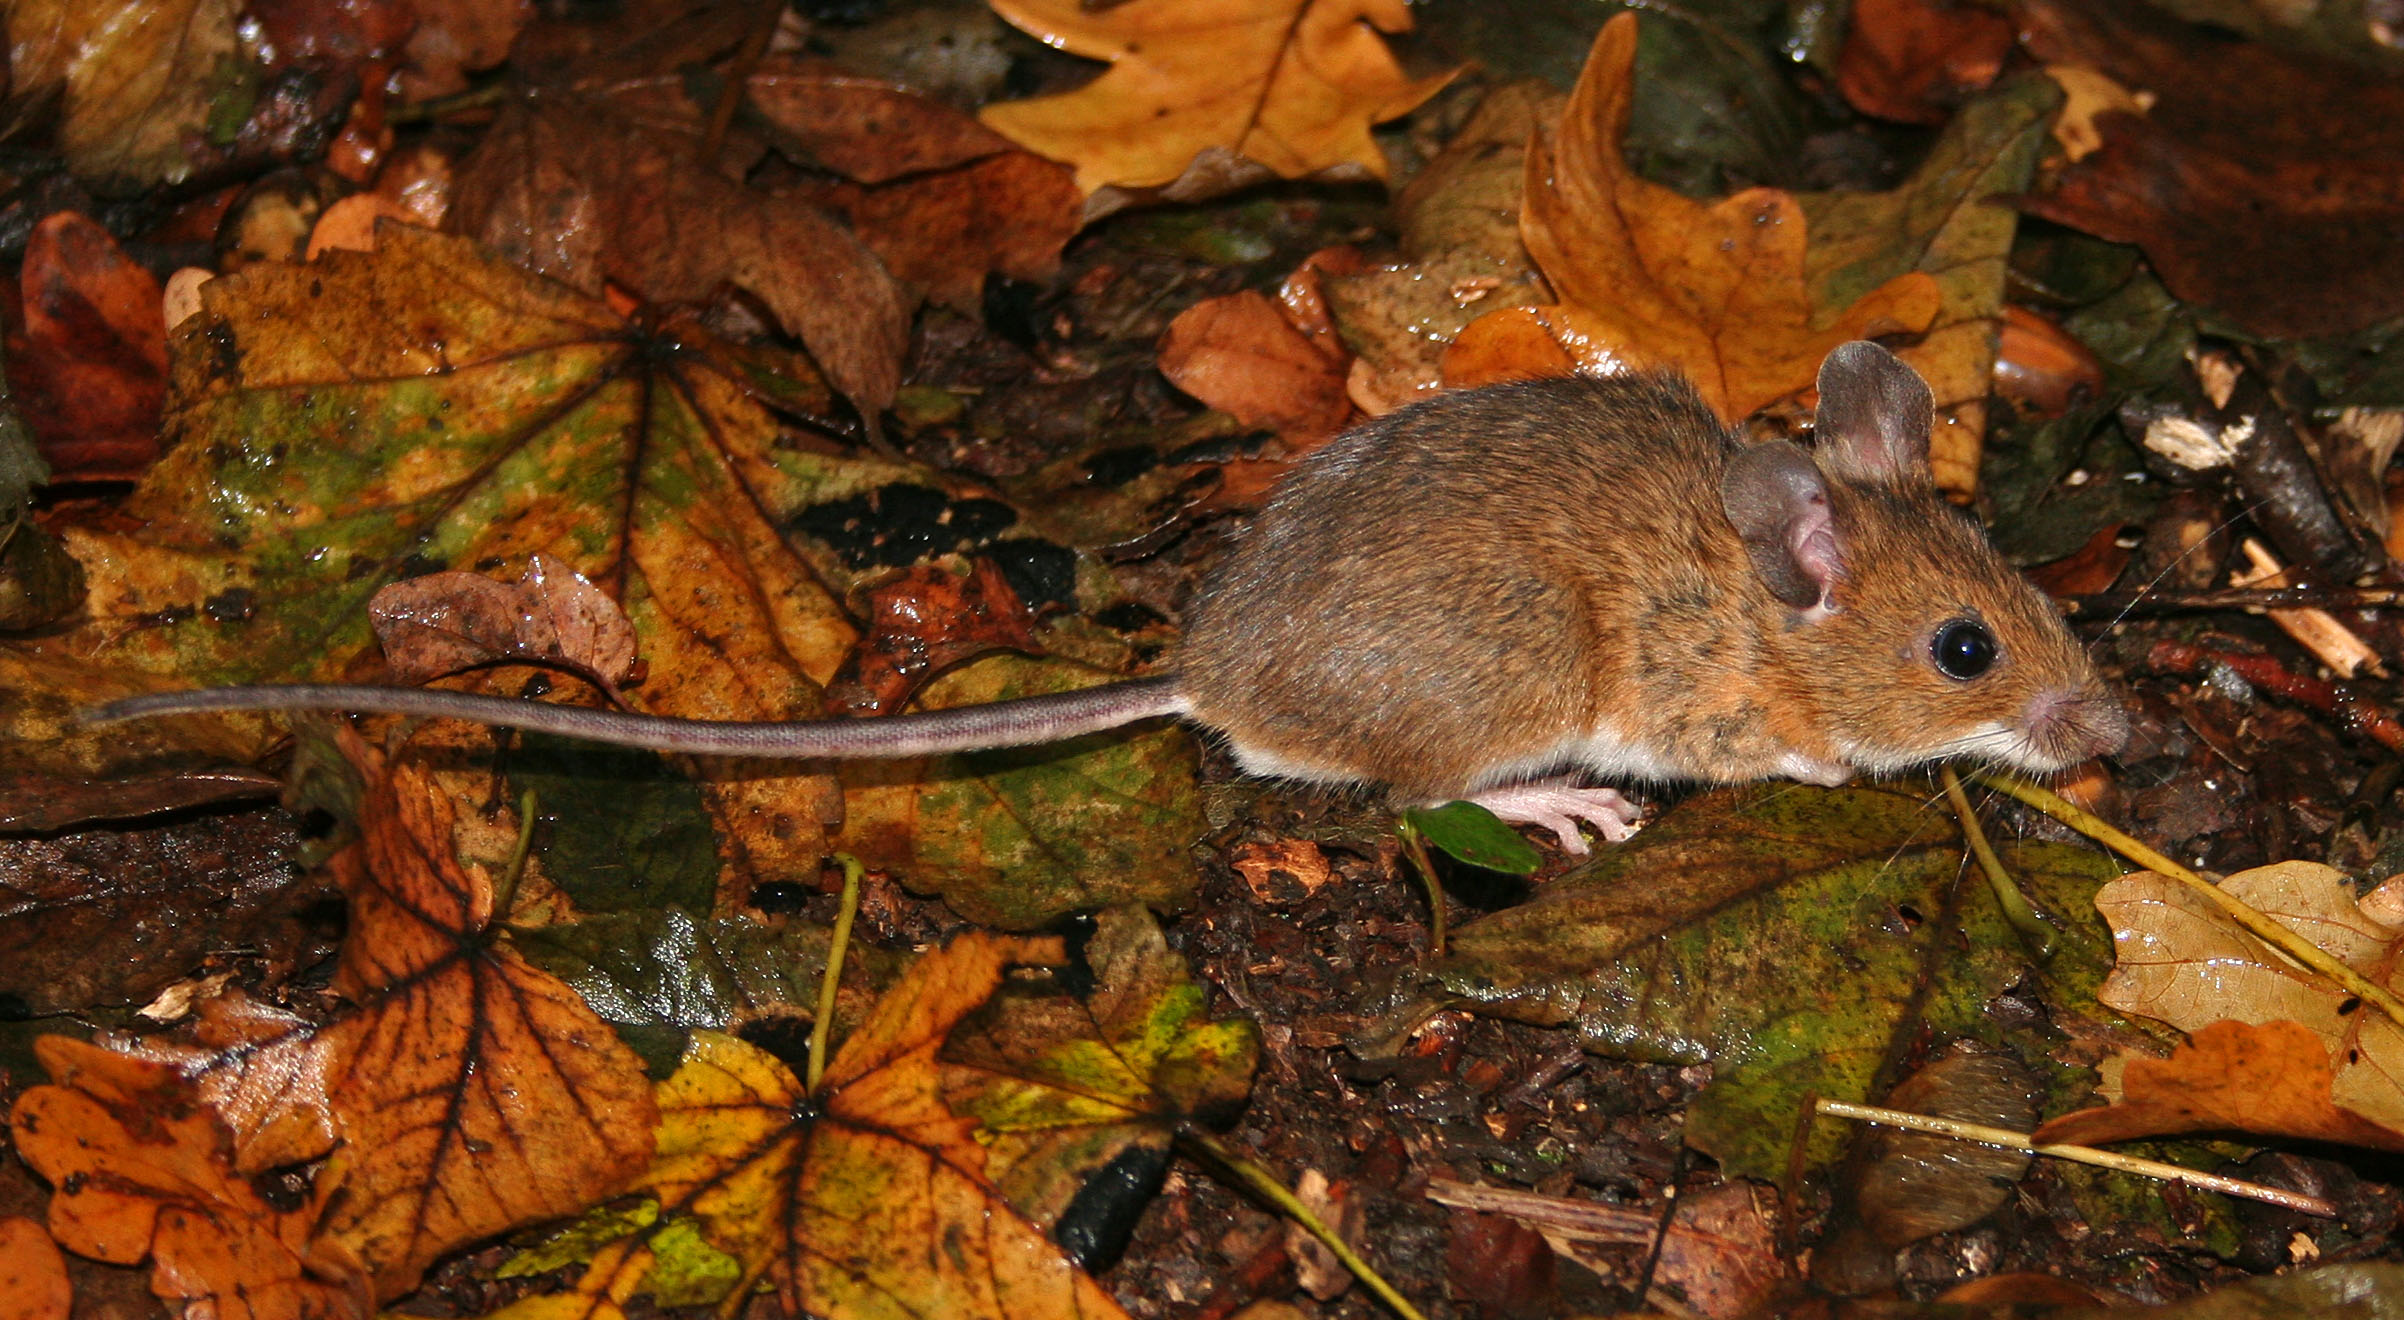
[2020,683,2129,769]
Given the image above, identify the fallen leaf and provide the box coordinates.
[941,907,1259,1239]
[2070,861,2404,1144]
[1800,75,2062,494]
[1426,781,2125,1180]
[2039,1019,2404,1153]
[449,91,910,413]
[1852,1048,2035,1248]
[2016,0,2404,339]
[7,211,168,481]
[1834,0,2013,125]
[368,556,639,691]
[1446,14,1941,420]
[144,745,661,1296]
[0,1215,71,1320]
[396,0,533,100]
[979,0,1454,192]
[837,652,1205,930]
[11,1037,372,1320]
[588,931,1141,1320]
[1157,288,1353,447]
[3,0,249,188]
[820,557,1039,717]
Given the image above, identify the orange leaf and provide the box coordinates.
[1450,13,1941,420]
[2036,1020,2404,1154]
[10,1038,371,1320]
[0,1216,71,1320]
[1157,288,1353,447]
[980,0,1455,192]
[8,210,168,481]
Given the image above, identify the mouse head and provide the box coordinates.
[1719,342,2127,777]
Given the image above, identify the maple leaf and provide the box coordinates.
[979,0,1455,192]
[1445,13,1941,421]
[11,1037,372,1320]
[134,743,661,1297]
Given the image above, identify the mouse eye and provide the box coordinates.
[1931,618,1998,680]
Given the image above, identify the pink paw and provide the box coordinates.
[1464,781,1644,854]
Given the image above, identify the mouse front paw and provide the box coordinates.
[1463,780,1645,854]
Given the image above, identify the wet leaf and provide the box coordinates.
[821,557,1039,717]
[2016,0,2404,340]
[1800,74,2060,493]
[2051,862,2404,1151]
[1404,802,1541,876]
[1429,781,2125,1179]
[1834,0,2013,126]
[150,746,660,1297]
[369,556,638,690]
[507,734,720,916]
[513,905,907,1039]
[941,907,1259,1237]
[10,1037,372,1320]
[839,652,1204,930]
[8,210,168,481]
[1157,287,1354,447]
[590,931,1136,1320]
[4,0,252,189]
[0,1215,71,1320]
[449,91,910,414]
[1445,14,1941,420]
[979,0,1455,192]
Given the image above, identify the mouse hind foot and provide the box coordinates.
[1461,779,1644,854]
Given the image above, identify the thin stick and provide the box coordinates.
[806,854,862,1094]
[1978,774,2404,1029]
[1940,766,2053,958]
[1815,1099,2337,1218]
[1180,1129,1430,1320]
[2062,585,2404,619]
[1393,817,1449,956]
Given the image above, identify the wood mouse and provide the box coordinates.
[92,342,2127,851]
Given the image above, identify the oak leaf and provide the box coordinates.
[11,1037,372,1320]
[979,0,1454,192]
[1445,13,1941,421]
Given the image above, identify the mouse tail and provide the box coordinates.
[86,675,1192,759]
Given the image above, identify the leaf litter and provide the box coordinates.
[15,0,2404,1313]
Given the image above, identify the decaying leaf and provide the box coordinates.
[1157,280,1354,448]
[11,1037,372,1320]
[449,92,910,414]
[8,210,168,481]
[0,1215,71,1320]
[2016,0,2404,340]
[130,745,661,1297]
[1424,781,2124,1180]
[1445,14,1942,421]
[560,931,1142,1319]
[369,555,638,691]
[1834,0,2013,126]
[979,0,1454,192]
[2050,862,2404,1151]
[4,0,248,189]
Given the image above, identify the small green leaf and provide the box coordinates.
[1404,801,1542,875]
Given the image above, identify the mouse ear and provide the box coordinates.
[1722,440,1844,610]
[1814,341,1933,484]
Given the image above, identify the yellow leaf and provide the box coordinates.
[980,0,1454,192]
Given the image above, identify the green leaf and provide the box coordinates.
[1404,801,1542,875]
[509,732,719,915]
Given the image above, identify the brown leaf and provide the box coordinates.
[396,0,532,100]
[2037,1019,2404,1153]
[745,61,1026,184]
[449,93,909,413]
[368,555,639,692]
[1157,286,1354,448]
[145,745,660,1297]
[1835,0,2013,125]
[10,1038,372,1320]
[807,153,1082,314]
[820,558,1038,717]
[2016,0,2404,339]
[8,211,168,482]
[1447,13,1941,420]
[0,1215,71,1320]
[980,0,1455,192]
[3,0,244,188]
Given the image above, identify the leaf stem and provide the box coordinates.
[1939,767,2053,958]
[494,788,540,920]
[807,854,863,1094]
[1393,817,1448,956]
[1977,773,2404,1029]
[1814,1099,2337,1218]
[1178,1128,1431,1320]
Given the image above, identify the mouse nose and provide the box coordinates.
[2025,683,2129,765]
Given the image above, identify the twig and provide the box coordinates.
[1814,1099,2337,1218]
[1940,766,2053,958]
[1180,1129,1430,1320]
[2060,585,2404,618]
[1977,774,2404,1029]
[2147,640,2404,755]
